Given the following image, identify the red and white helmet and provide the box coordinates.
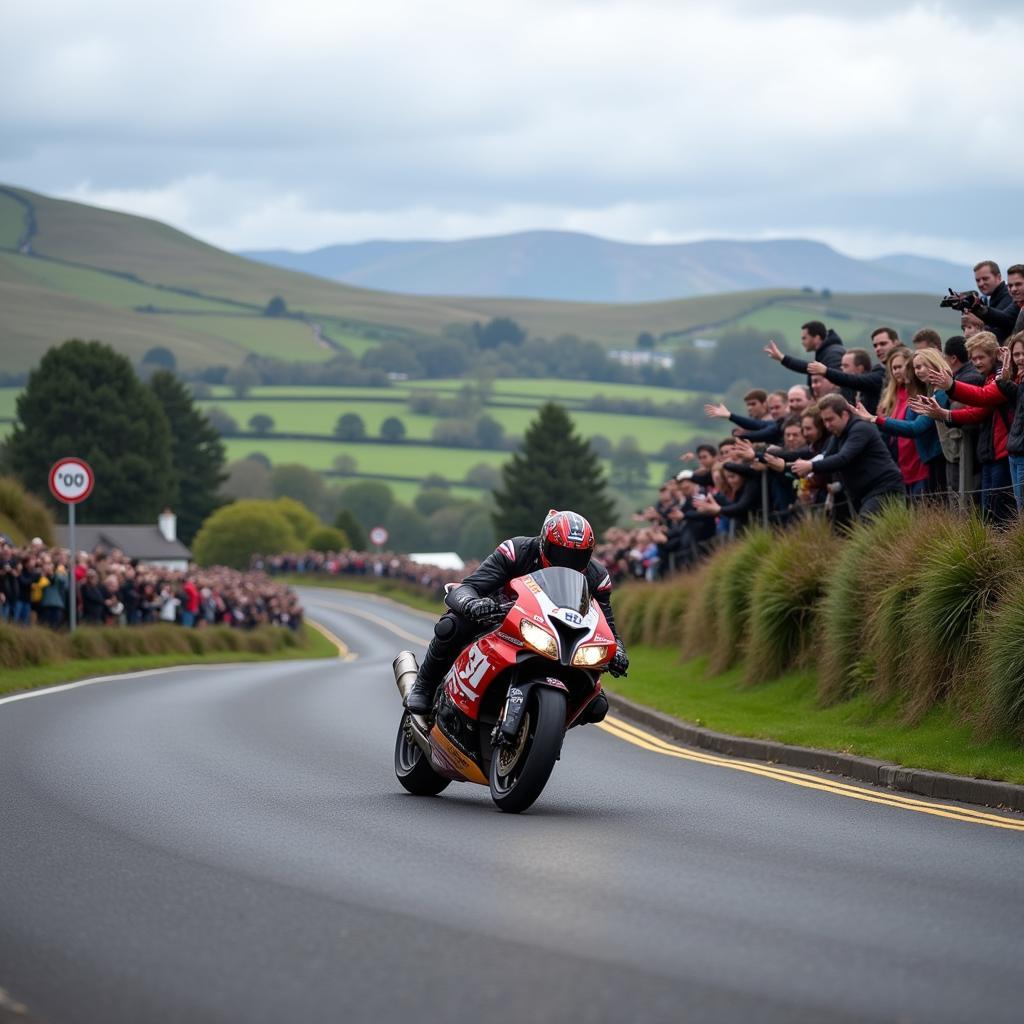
[539,509,595,572]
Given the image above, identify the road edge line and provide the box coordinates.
[605,690,1024,815]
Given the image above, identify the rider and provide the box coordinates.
[404,509,629,719]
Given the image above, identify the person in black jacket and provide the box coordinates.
[404,510,627,717]
[764,322,845,386]
[962,261,1020,342]
[792,394,904,519]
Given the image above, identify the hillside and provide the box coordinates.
[241,231,970,302]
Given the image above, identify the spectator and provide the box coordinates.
[962,260,1019,342]
[764,322,845,385]
[912,328,942,351]
[912,332,1017,522]
[743,389,769,420]
[937,335,984,493]
[855,348,949,496]
[792,394,904,519]
[787,385,811,417]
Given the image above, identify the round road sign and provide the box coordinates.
[369,526,389,547]
[49,458,95,505]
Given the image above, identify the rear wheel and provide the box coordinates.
[394,713,450,796]
[489,686,566,814]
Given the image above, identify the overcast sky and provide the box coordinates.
[2,0,1020,262]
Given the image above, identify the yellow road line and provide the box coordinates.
[598,716,1024,832]
[305,617,356,660]
[304,598,431,647]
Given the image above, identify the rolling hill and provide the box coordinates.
[0,184,959,375]
[241,231,970,303]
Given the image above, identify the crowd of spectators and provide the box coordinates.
[260,550,475,593]
[601,260,1024,581]
[0,536,304,631]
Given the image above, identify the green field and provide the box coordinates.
[404,377,701,404]
[203,398,699,451]
[0,388,18,418]
[0,191,25,248]
[207,385,411,400]
[169,314,335,362]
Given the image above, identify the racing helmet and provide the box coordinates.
[539,509,595,572]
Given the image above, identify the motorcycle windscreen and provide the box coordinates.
[529,566,591,616]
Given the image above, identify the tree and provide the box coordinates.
[492,404,615,539]
[226,365,259,398]
[587,434,613,459]
[332,454,358,475]
[264,296,288,317]
[609,436,649,495]
[272,496,320,545]
[473,317,526,349]
[307,525,349,552]
[333,509,366,550]
[248,413,275,435]
[245,451,272,469]
[339,480,394,530]
[635,332,655,350]
[269,463,326,516]
[205,406,239,435]
[142,346,177,370]
[432,419,476,447]
[464,462,501,491]
[415,487,458,518]
[380,416,406,442]
[221,458,271,500]
[384,503,431,551]
[457,508,497,560]
[474,414,505,449]
[192,499,299,568]
[148,369,227,545]
[334,412,366,441]
[7,339,175,523]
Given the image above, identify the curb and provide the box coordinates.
[605,691,1024,814]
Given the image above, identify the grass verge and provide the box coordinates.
[0,622,337,698]
[613,646,1024,785]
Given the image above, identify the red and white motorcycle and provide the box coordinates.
[393,566,616,813]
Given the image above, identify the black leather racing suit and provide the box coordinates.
[413,536,623,702]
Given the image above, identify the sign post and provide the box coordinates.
[48,458,95,633]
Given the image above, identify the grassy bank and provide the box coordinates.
[283,574,441,615]
[616,648,1024,785]
[0,622,337,697]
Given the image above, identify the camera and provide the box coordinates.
[939,288,980,312]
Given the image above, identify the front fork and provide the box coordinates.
[491,678,569,748]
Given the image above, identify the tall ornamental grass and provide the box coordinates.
[978,571,1024,738]
[818,502,913,704]
[902,513,1005,720]
[743,518,838,685]
[709,528,774,673]
[681,556,725,659]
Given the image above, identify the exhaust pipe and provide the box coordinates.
[393,651,420,703]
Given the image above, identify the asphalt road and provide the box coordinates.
[1,585,1023,1024]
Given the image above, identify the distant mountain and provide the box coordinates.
[240,231,970,303]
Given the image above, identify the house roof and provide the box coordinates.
[54,524,192,562]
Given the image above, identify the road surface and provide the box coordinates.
[0,585,1022,1023]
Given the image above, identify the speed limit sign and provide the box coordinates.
[49,457,95,504]
[369,525,389,547]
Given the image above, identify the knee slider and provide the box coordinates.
[434,614,459,641]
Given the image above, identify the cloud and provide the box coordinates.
[1,0,1019,258]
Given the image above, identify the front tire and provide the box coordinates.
[489,686,566,814]
[395,713,450,796]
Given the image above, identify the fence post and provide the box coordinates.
[761,470,770,529]
[959,438,974,511]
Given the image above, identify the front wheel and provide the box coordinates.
[489,686,566,814]
[395,713,450,796]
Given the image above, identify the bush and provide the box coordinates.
[979,572,1024,738]
[0,476,55,545]
[0,623,66,668]
[273,496,320,545]
[743,519,837,686]
[681,557,726,660]
[307,525,350,552]
[193,500,300,569]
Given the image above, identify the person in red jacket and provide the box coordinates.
[911,332,1015,523]
[181,577,201,628]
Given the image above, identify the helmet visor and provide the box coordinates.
[543,543,592,573]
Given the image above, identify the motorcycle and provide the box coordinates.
[392,566,616,813]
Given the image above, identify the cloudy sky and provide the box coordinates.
[2,0,1020,262]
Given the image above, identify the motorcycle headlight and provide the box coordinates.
[572,644,611,667]
[520,618,558,659]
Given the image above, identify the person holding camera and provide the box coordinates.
[960,261,1020,342]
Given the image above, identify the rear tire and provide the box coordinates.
[489,686,566,814]
[395,713,450,796]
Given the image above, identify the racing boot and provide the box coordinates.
[404,622,458,715]
[580,692,609,725]
[404,668,440,716]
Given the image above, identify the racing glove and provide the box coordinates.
[464,596,505,626]
[608,645,629,678]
